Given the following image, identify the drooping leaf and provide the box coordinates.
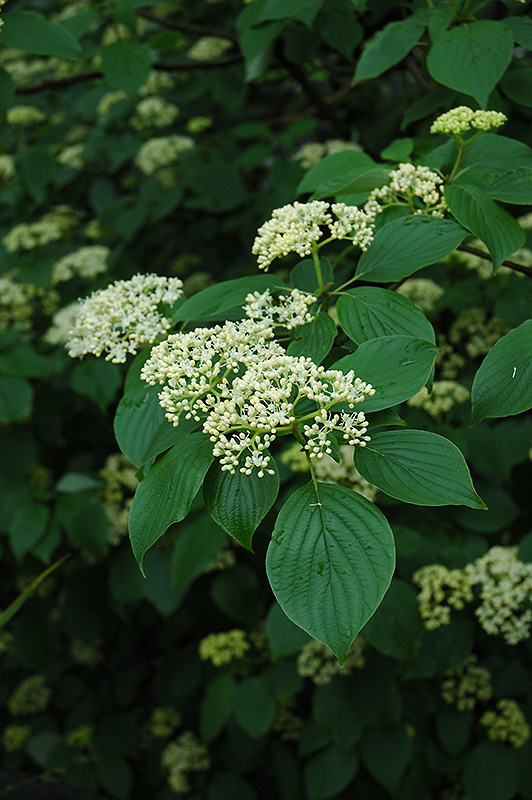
[471,320,532,425]
[314,168,390,200]
[297,150,375,195]
[486,167,532,204]
[173,275,286,322]
[1,11,83,59]
[337,287,435,344]
[332,335,438,412]
[354,430,486,509]
[100,41,151,94]
[8,501,50,561]
[355,216,466,283]
[445,183,525,270]
[354,19,425,83]
[427,21,513,106]
[266,482,395,662]
[462,134,532,176]
[304,745,359,800]
[504,15,532,49]
[203,458,279,550]
[128,433,214,570]
[234,678,277,738]
[287,312,337,363]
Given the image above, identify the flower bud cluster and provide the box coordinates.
[51,245,110,285]
[244,288,317,329]
[198,629,250,666]
[161,731,210,794]
[1,724,32,752]
[130,96,180,130]
[0,154,16,181]
[294,139,362,169]
[187,36,233,61]
[69,639,102,667]
[252,200,375,270]
[7,105,45,126]
[135,135,194,175]
[3,206,78,252]
[97,90,127,117]
[413,564,474,629]
[480,699,531,749]
[273,699,304,741]
[441,656,492,711]
[396,278,444,313]
[297,637,365,685]
[449,307,510,358]
[57,143,85,170]
[66,725,93,749]
[44,303,80,346]
[365,163,447,218]
[430,106,507,137]
[147,707,182,739]
[8,675,52,716]
[0,274,41,332]
[407,380,470,418]
[66,274,184,363]
[141,316,374,476]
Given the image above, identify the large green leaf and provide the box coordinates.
[287,312,337,364]
[297,151,375,195]
[464,742,519,800]
[260,0,323,27]
[500,69,532,108]
[361,727,411,794]
[462,134,532,176]
[486,168,532,204]
[201,674,237,743]
[234,678,277,738]
[0,376,33,423]
[304,745,359,800]
[362,578,425,659]
[471,320,532,425]
[1,11,83,59]
[203,459,279,550]
[171,514,227,601]
[128,433,214,570]
[445,184,525,270]
[504,15,532,49]
[354,430,486,509]
[266,482,395,662]
[313,168,390,200]
[427,21,513,106]
[173,275,286,322]
[354,19,425,82]
[332,335,438,412]
[100,42,151,94]
[337,287,435,345]
[355,216,466,283]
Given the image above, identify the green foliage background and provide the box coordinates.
[1,1,532,798]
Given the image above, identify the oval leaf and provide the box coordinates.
[471,320,532,425]
[445,184,525,270]
[287,312,337,364]
[173,275,286,322]
[332,335,438,412]
[297,151,375,195]
[203,459,280,550]
[356,216,466,283]
[486,167,532,204]
[354,19,425,82]
[337,287,435,344]
[464,742,519,800]
[1,11,83,59]
[128,433,214,570]
[354,430,486,509]
[266,482,395,662]
[100,41,151,94]
[427,21,513,107]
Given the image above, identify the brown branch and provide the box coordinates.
[136,9,237,42]
[458,244,532,279]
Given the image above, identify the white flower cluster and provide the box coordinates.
[141,317,373,476]
[243,288,316,329]
[414,547,532,645]
[365,163,447,218]
[0,0,4,29]
[135,135,194,175]
[480,699,531,749]
[187,36,233,61]
[44,303,80,346]
[51,245,110,285]
[449,307,510,358]
[57,143,85,170]
[7,105,45,126]
[3,206,78,252]
[139,71,174,97]
[294,139,362,169]
[0,274,40,331]
[430,106,507,137]
[0,154,15,181]
[130,96,180,131]
[441,656,492,711]
[396,278,444,312]
[252,201,375,270]
[407,380,470,418]
[97,90,127,117]
[66,274,184,363]
[161,731,210,794]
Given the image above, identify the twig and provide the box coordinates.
[458,243,532,279]
[136,9,237,42]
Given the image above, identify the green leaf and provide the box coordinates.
[287,312,337,364]
[320,6,362,58]
[265,602,311,658]
[315,167,391,200]
[239,21,286,82]
[462,134,532,176]
[380,138,414,162]
[337,287,435,345]
[355,430,486,509]
[304,745,359,800]
[471,320,532,425]
[297,151,375,195]
[500,69,532,108]
[8,502,50,561]
[0,69,15,115]
[71,358,121,413]
[56,494,109,556]
[313,682,362,748]
[332,335,438,412]
[201,674,237,743]
[261,0,323,27]
[354,19,425,83]
[266,482,395,662]
[290,258,333,293]
[445,184,525,270]
[486,167,532,204]
[1,11,83,59]
[361,727,411,794]
[427,21,513,107]
[437,706,472,756]
[464,742,519,800]
[128,433,214,570]
[0,376,33,423]
[234,678,276,738]
[173,275,286,322]
[362,578,425,659]
[356,216,466,283]
[171,514,227,601]
[203,459,279,551]
[505,15,532,49]
[100,42,151,94]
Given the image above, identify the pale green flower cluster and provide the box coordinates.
[252,200,375,270]
[57,143,85,170]
[413,564,474,629]
[441,656,492,711]
[436,337,466,380]
[161,731,210,794]
[140,71,175,97]
[0,275,41,331]
[480,699,531,749]
[0,154,15,181]
[204,546,237,573]
[66,725,93,748]
[51,245,110,285]
[198,629,250,666]
[3,206,78,252]
[186,116,212,134]
[281,442,378,501]
[8,675,52,716]
[449,308,510,358]
[97,90,127,117]
[1,724,31,752]
[66,274,184,363]
[147,707,182,739]
[98,451,137,545]
[0,631,14,655]
[297,638,365,685]
[396,278,444,313]
[431,106,507,137]
[7,105,45,126]
[365,163,447,218]
[407,380,470,418]
[187,36,232,61]
[0,0,4,30]
[135,134,194,175]
[243,288,317,329]
[273,700,304,741]
[69,639,102,667]
[294,139,362,169]
[130,96,180,131]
